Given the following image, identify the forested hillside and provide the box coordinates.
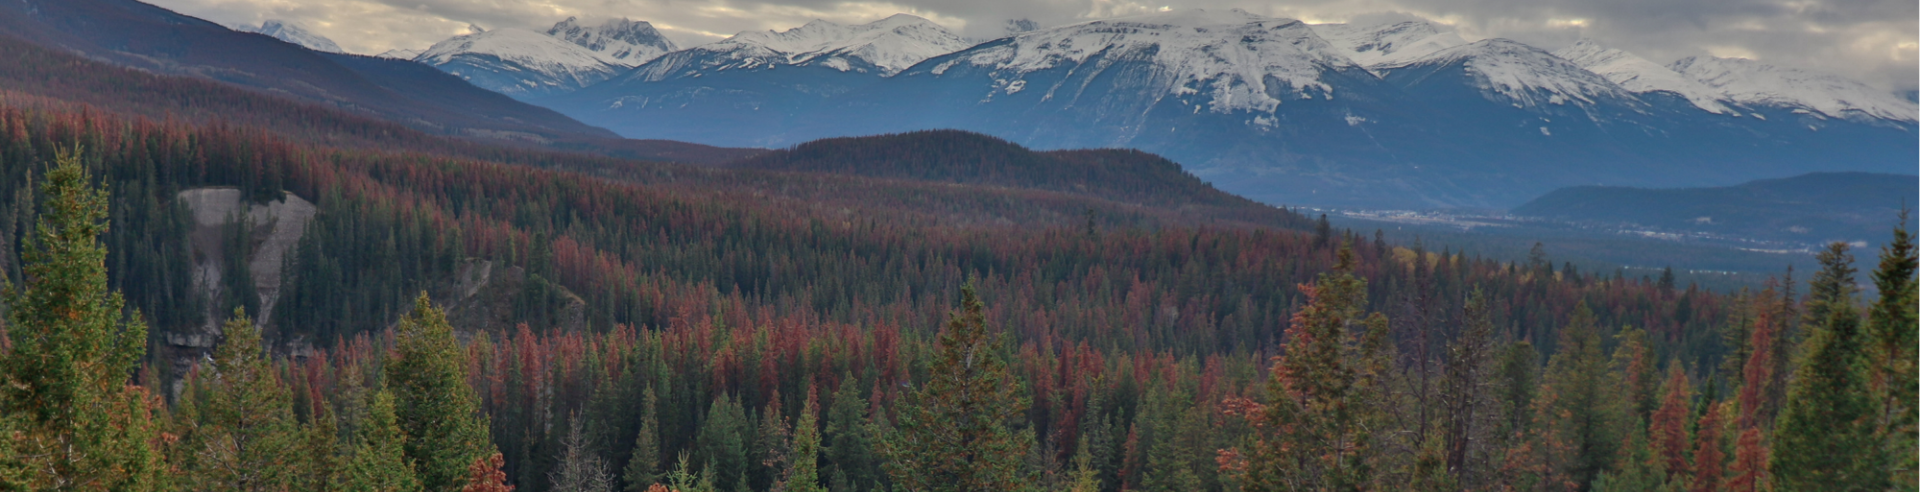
[1513,172,1919,246]
[0,10,1911,492]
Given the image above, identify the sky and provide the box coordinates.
[146,0,1918,92]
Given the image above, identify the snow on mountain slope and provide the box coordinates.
[245,20,342,53]
[938,9,1364,114]
[1670,56,1917,122]
[377,48,421,60]
[1385,38,1639,111]
[547,17,678,66]
[1311,21,1466,69]
[633,14,968,80]
[417,29,623,97]
[1554,39,1730,114]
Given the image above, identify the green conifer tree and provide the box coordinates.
[786,390,825,492]
[389,293,494,491]
[695,394,750,492]
[338,388,423,492]
[182,309,304,491]
[822,375,877,492]
[0,149,164,490]
[882,285,1030,492]
[1245,244,1392,491]
[1774,243,1889,491]
[623,386,664,492]
[1866,218,1917,490]
[1537,303,1630,491]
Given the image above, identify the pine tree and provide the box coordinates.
[0,149,164,490]
[695,394,750,492]
[389,293,495,491]
[1689,403,1725,492]
[1773,243,1888,491]
[1245,244,1392,491]
[1727,302,1775,492]
[180,309,304,491]
[1537,303,1629,491]
[1650,365,1693,481]
[461,453,513,492]
[822,376,877,492]
[785,389,824,492]
[882,285,1030,492]
[624,386,664,492]
[338,389,423,492]
[1866,216,1917,490]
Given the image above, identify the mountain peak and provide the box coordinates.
[1554,38,1731,114]
[1671,56,1917,122]
[547,16,678,66]
[417,28,624,97]
[1310,20,1466,69]
[1395,38,1636,111]
[697,14,969,74]
[246,19,343,53]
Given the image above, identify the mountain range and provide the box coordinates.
[447,9,1911,209]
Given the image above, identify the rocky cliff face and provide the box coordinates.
[169,188,316,393]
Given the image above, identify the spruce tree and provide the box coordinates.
[0,149,164,490]
[785,390,824,492]
[182,309,304,491]
[1245,244,1392,491]
[1773,242,1888,491]
[694,394,750,492]
[1866,217,1917,489]
[883,285,1030,492]
[389,293,494,491]
[1537,303,1629,491]
[338,389,423,492]
[822,375,877,492]
[623,386,664,492]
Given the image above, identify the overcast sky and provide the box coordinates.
[147,0,1917,92]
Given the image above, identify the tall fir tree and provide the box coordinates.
[389,293,495,491]
[624,386,664,492]
[822,375,877,492]
[1773,243,1889,491]
[1866,216,1917,490]
[1537,303,1629,491]
[338,388,424,492]
[695,394,750,492]
[1689,403,1726,492]
[0,149,164,491]
[1649,365,1693,482]
[179,309,304,491]
[883,285,1030,492]
[785,388,824,492]
[1245,244,1392,491]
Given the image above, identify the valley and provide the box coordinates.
[0,2,1910,492]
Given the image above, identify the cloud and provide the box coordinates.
[146,0,1916,91]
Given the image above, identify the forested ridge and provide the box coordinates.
[0,24,1911,492]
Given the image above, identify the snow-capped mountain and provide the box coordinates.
[1381,38,1641,114]
[546,17,677,66]
[926,9,1366,114]
[376,48,421,60]
[1554,39,1731,114]
[529,9,1915,209]
[1671,56,1917,122]
[1311,21,1466,69]
[243,20,342,53]
[417,28,624,99]
[630,14,969,80]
